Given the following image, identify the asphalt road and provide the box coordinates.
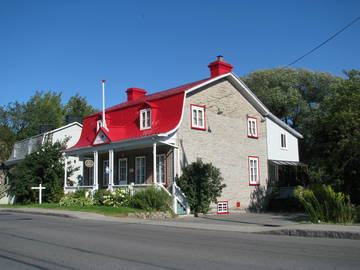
[0,212,359,270]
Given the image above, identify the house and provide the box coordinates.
[64,56,303,214]
[1,122,83,204]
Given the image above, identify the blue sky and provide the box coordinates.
[1,0,359,110]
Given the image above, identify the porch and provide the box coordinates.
[64,138,189,214]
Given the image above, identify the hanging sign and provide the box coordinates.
[85,160,94,168]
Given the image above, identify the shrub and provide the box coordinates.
[294,185,355,223]
[176,160,226,216]
[128,187,171,212]
[103,188,130,207]
[93,189,112,205]
[59,192,94,207]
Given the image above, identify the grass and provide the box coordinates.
[0,203,143,217]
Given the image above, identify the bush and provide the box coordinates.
[177,160,225,216]
[294,185,355,223]
[59,192,94,207]
[93,189,112,205]
[103,188,130,207]
[128,187,171,212]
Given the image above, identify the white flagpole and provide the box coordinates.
[101,80,108,131]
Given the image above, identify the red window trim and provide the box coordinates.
[248,156,260,186]
[217,201,229,214]
[190,104,206,131]
[247,116,259,139]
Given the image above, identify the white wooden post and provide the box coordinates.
[153,142,157,184]
[31,184,46,204]
[93,151,98,190]
[109,149,114,190]
[64,154,68,192]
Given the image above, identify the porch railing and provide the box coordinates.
[0,184,10,199]
[171,183,190,215]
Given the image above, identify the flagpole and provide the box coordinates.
[101,80,108,131]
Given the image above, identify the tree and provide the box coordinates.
[64,94,97,122]
[9,139,69,204]
[176,160,226,216]
[310,70,360,204]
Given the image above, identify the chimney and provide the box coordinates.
[208,55,234,78]
[126,88,147,101]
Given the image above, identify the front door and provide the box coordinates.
[103,160,109,187]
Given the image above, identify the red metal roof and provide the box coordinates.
[68,78,211,150]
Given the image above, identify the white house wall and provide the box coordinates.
[266,118,299,162]
[49,124,82,148]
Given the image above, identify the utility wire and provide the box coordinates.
[286,16,360,67]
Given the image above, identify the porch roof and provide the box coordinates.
[269,160,307,167]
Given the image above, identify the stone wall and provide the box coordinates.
[176,78,268,210]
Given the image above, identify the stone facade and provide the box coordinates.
[176,78,268,210]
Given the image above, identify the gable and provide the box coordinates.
[93,129,110,145]
[185,78,261,119]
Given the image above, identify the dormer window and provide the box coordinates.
[140,108,151,130]
[97,120,103,131]
[247,117,258,138]
[191,105,206,130]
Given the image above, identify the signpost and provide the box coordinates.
[31,184,46,204]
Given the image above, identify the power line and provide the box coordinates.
[286,16,360,67]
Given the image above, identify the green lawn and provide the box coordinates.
[0,203,143,216]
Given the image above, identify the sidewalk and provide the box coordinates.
[1,207,359,240]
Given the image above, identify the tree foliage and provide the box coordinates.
[64,93,97,122]
[177,160,226,216]
[9,139,69,204]
[310,70,360,204]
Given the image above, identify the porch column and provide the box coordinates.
[93,151,99,190]
[63,154,68,192]
[109,149,114,190]
[153,142,157,184]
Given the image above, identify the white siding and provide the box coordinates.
[266,118,299,162]
[49,124,82,148]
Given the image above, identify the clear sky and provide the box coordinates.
[1,0,359,110]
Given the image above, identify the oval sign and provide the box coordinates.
[84,160,94,168]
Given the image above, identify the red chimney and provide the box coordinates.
[208,55,234,78]
[126,88,147,101]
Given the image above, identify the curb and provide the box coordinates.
[259,229,360,240]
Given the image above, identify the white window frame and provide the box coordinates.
[135,156,146,184]
[281,133,287,150]
[217,201,229,214]
[118,158,128,185]
[191,104,205,130]
[156,154,166,185]
[248,156,260,185]
[140,108,151,130]
[97,120,103,131]
[247,117,258,138]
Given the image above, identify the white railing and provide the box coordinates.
[171,183,190,215]
[0,184,10,199]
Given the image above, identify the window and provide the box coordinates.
[156,154,166,185]
[248,156,260,185]
[281,133,287,149]
[247,117,258,138]
[140,108,151,130]
[191,105,206,130]
[217,201,229,214]
[135,156,146,184]
[118,158,128,185]
[97,120,103,131]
